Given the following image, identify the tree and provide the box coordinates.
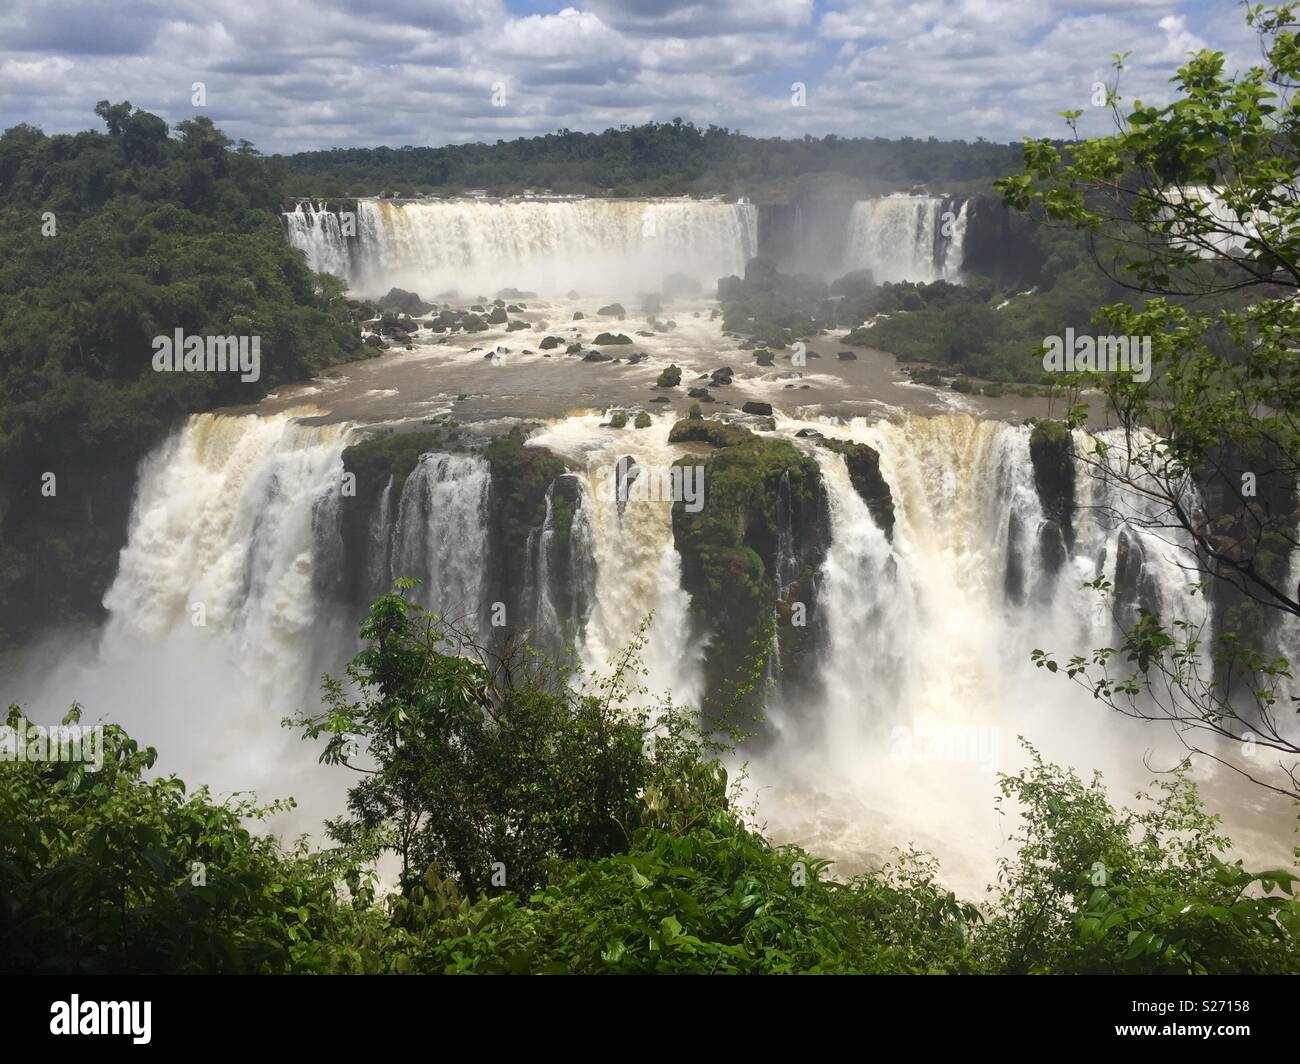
[93,99,132,137]
[288,582,720,900]
[999,3,1300,799]
[0,704,387,973]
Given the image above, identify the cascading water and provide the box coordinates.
[382,452,491,632]
[841,194,967,283]
[526,414,704,707]
[284,197,758,297]
[522,474,598,658]
[10,410,360,832]
[748,414,1227,891]
[283,202,354,279]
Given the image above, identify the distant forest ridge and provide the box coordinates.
[280,120,1028,200]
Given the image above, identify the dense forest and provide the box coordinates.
[0,107,362,644]
[282,122,1024,199]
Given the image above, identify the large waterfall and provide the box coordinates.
[750,414,1215,887]
[841,194,968,283]
[284,198,759,297]
[14,407,1285,888]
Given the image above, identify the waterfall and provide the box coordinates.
[13,405,1285,891]
[10,411,358,833]
[383,452,491,632]
[1073,427,1212,633]
[750,414,1219,891]
[523,474,597,657]
[283,202,353,279]
[526,413,705,706]
[283,197,758,297]
[841,194,967,283]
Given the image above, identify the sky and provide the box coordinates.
[0,0,1265,154]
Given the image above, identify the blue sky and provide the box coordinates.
[0,0,1263,153]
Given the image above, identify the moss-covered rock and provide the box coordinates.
[672,433,830,719]
[343,429,454,500]
[656,364,682,388]
[486,429,568,609]
[340,427,460,603]
[668,418,754,448]
[820,437,894,538]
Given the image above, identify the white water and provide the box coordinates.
[385,452,491,631]
[841,194,967,283]
[12,408,1293,891]
[526,413,705,708]
[285,197,758,297]
[747,414,1231,891]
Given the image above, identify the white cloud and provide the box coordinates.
[0,0,1265,152]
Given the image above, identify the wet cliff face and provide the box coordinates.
[1029,420,1075,577]
[483,429,568,621]
[819,438,894,539]
[959,195,1044,288]
[0,454,138,648]
[339,425,569,639]
[756,178,871,277]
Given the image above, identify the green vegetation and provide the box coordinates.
[1001,3,1300,800]
[282,122,1023,200]
[0,703,390,974]
[0,105,361,646]
[670,425,827,710]
[655,364,682,388]
[5,591,1296,974]
[484,428,567,569]
[342,427,457,498]
[717,226,1116,384]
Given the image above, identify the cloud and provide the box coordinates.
[0,0,1263,153]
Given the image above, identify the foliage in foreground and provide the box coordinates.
[2,590,1297,975]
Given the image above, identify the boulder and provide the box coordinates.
[376,288,432,316]
[656,364,682,388]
